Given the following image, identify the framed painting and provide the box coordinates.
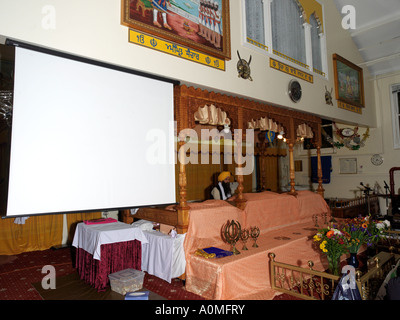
[333,54,365,108]
[121,0,231,60]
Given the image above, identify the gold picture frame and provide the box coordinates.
[121,0,231,61]
[333,54,365,109]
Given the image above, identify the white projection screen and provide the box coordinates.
[5,43,177,217]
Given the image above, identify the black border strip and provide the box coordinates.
[5,38,180,86]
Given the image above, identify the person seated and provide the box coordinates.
[386,266,400,300]
[211,171,238,200]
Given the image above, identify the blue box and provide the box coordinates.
[125,291,149,300]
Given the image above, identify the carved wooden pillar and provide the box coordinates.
[288,141,297,196]
[175,86,190,234]
[316,146,324,197]
[176,140,190,234]
[316,123,325,198]
[257,131,266,191]
[235,108,247,209]
[288,117,297,196]
[260,150,266,191]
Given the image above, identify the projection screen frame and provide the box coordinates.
[1,39,180,218]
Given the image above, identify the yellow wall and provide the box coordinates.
[299,0,324,31]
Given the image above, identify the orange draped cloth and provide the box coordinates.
[0,212,101,255]
[241,191,301,233]
[183,191,330,300]
[0,215,63,255]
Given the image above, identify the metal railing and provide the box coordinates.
[269,251,396,300]
[269,252,340,300]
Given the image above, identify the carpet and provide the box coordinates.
[0,247,204,300]
[32,272,166,300]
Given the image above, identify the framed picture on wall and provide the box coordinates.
[339,158,357,174]
[333,54,365,108]
[121,0,231,60]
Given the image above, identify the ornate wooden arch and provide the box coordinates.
[122,85,324,234]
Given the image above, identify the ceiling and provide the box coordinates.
[333,0,400,77]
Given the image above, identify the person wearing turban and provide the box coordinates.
[211,171,237,200]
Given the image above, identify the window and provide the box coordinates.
[243,0,327,77]
[271,0,306,67]
[310,13,323,74]
[244,0,266,50]
[391,84,400,149]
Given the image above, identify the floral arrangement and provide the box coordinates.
[341,216,391,253]
[313,227,348,275]
[313,216,391,274]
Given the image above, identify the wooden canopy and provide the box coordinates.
[122,85,325,234]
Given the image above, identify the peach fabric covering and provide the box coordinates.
[183,191,330,300]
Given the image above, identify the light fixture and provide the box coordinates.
[223,123,231,134]
[277,130,284,140]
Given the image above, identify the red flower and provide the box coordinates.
[326,230,334,238]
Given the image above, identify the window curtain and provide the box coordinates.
[310,13,322,72]
[0,214,63,255]
[271,0,306,65]
[245,0,265,46]
[311,156,332,184]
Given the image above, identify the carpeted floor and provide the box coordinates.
[0,247,204,300]
[0,247,304,301]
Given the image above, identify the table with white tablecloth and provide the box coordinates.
[141,230,186,283]
[72,221,149,291]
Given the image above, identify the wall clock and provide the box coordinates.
[288,80,302,103]
[341,128,355,137]
[371,154,383,166]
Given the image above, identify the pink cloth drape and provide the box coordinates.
[75,240,141,291]
[183,191,331,299]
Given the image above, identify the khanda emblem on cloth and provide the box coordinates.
[237,51,252,81]
[222,220,242,255]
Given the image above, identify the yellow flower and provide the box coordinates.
[313,234,321,242]
[320,240,328,253]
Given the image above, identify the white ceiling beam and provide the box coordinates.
[358,52,400,67]
[350,14,400,37]
[357,36,400,52]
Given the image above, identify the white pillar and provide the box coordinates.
[319,32,328,77]
[263,0,274,53]
[303,22,312,71]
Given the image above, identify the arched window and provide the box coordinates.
[243,0,327,77]
[245,0,266,50]
[391,84,400,149]
[310,13,322,73]
[271,0,306,67]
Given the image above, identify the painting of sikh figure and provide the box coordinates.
[121,0,231,60]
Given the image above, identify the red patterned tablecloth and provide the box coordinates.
[75,240,141,291]
[72,221,147,291]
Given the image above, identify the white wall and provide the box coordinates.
[294,71,400,215]
[0,0,377,127]
[3,0,397,214]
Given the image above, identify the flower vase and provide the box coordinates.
[327,255,340,276]
[347,252,359,268]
